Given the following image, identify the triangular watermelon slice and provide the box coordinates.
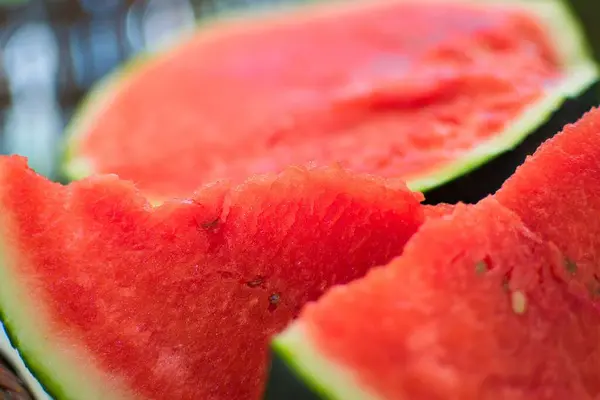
[62,0,597,203]
[269,198,600,399]
[0,157,425,399]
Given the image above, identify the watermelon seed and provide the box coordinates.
[268,293,281,312]
[588,274,600,297]
[586,282,600,297]
[200,217,220,230]
[247,277,264,288]
[511,290,527,315]
[475,260,487,275]
[217,270,236,280]
[502,276,510,292]
[564,257,577,275]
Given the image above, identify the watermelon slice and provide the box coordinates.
[62,0,598,203]
[269,198,600,399]
[496,107,600,297]
[0,156,425,400]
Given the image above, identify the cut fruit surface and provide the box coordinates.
[422,203,456,219]
[271,198,600,399]
[63,0,597,202]
[497,107,600,295]
[0,156,424,400]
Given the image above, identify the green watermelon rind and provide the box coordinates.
[271,323,380,400]
[0,213,136,399]
[60,0,598,199]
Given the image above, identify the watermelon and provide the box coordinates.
[422,203,456,220]
[62,0,598,204]
[0,156,425,400]
[496,107,600,297]
[268,198,600,399]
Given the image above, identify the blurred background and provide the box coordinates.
[0,0,596,179]
[0,0,308,178]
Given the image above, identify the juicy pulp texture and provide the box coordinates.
[282,199,600,399]
[69,0,564,200]
[0,156,424,400]
[422,203,456,220]
[496,107,600,297]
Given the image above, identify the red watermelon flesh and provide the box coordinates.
[0,156,425,400]
[69,0,562,200]
[422,203,456,220]
[496,107,600,296]
[290,198,600,399]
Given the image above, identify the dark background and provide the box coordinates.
[0,0,597,178]
[570,0,600,60]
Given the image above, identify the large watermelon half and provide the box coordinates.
[268,107,600,399]
[62,0,598,204]
[0,157,425,400]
